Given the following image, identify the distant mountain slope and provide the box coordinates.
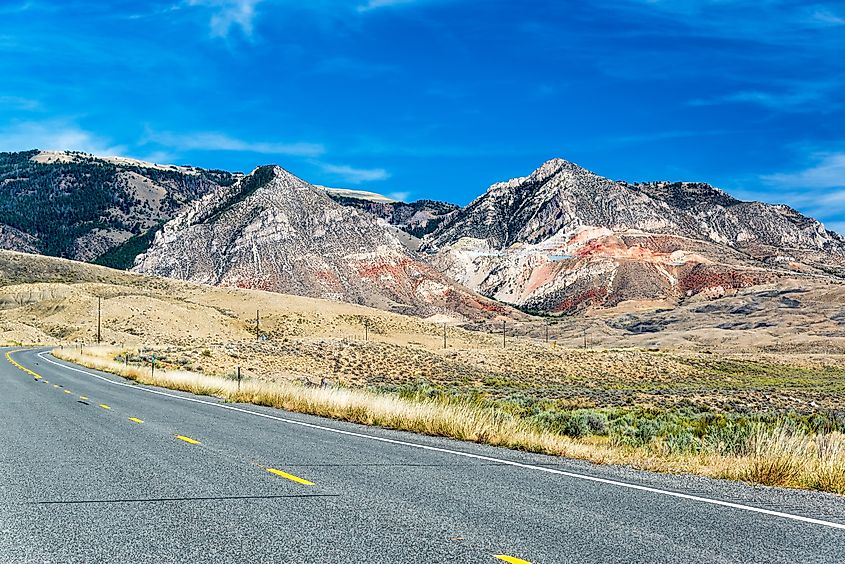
[133,166,509,319]
[0,150,237,264]
[422,158,845,312]
[325,191,458,239]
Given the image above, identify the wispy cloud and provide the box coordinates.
[185,0,262,38]
[689,81,843,112]
[762,152,845,189]
[826,220,845,235]
[145,130,325,157]
[615,0,845,40]
[0,120,126,155]
[386,190,410,201]
[312,57,398,77]
[811,8,845,26]
[611,129,731,145]
[318,162,390,184]
[181,0,428,39]
[0,95,40,111]
[356,0,419,13]
[0,2,35,15]
[139,150,179,165]
[754,151,845,234]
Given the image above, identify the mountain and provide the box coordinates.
[5,149,844,318]
[133,165,510,320]
[325,190,458,239]
[422,158,845,312]
[0,150,238,266]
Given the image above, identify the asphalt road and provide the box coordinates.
[1,347,844,563]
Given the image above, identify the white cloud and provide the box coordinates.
[145,130,325,157]
[762,152,845,189]
[186,0,262,38]
[319,162,390,184]
[0,120,126,155]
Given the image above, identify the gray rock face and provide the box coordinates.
[134,166,508,319]
[0,224,38,254]
[422,158,845,311]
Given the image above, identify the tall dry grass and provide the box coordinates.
[52,347,610,461]
[52,347,845,495]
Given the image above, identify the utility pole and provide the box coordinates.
[237,365,241,392]
[364,319,369,342]
[544,319,549,344]
[443,323,447,349]
[256,309,260,340]
[151,355,156,379]
[96,297,101,344]
[583,328,587,350]
[502,320,506,349]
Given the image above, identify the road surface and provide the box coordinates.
[1,347,844,563]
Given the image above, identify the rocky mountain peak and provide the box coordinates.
[134,163,509,319]
[532,157,603,182]
[424,157,845,312]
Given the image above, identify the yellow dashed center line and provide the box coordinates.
[266,468,315,486]
[494,556,532,564]
[175,435,201,445]
[7,351,323,497]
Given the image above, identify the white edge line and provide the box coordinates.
[34,350,845,531]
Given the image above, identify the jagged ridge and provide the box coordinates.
[134,166,509,320]
[423,158,845,311]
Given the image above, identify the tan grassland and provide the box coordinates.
[49,346,845,494]
[3,250,845,493]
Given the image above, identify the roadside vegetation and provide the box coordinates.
[53,346,845,495]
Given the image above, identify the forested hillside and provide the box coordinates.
[0,150,236,263]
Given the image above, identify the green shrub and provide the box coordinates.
[663,431,701,454]
[530,409,609,438]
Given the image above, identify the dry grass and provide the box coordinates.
[5,251,845,414]
[53,346,610,461]
[53,347,845,495]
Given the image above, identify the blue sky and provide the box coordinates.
[1,1,844,232]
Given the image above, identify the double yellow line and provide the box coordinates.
[5,350,42,379]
